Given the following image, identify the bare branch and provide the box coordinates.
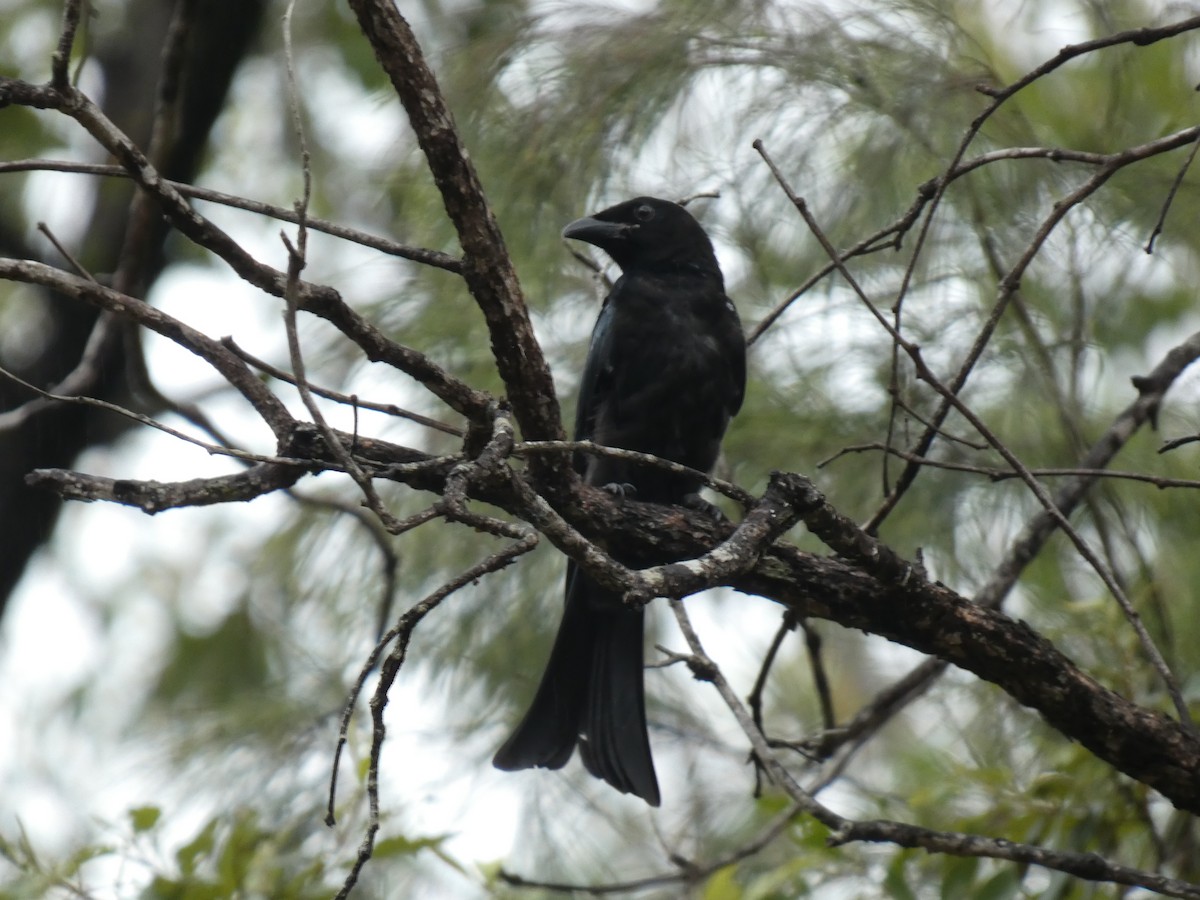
[1146,130,1200,253]
[222,336,463,437]
[0,158,464,273]
[806,327,1200,767]
[735,475,1200,815]
[345,0,568,481]
[666,601,1200,900]
[0,258,295,439]
[329,533,539,899]
[825,442,1200,490]
[0,77,492,422]
[757,140,1193,730]
[51,0,85,90]
[501,799,807,894]
[26,464,304,512]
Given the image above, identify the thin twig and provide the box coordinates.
[756,139,1194,731]
[36,220,93,279]
[51,0,84,89]
[500,799,806,895]
[747,610,798,737]
[221,336,463,437]
[280,5,404,536]
[745,126,1200,349]
[798,328,1200,767]
[0,359,269,464]
[1160,433,1200,453]
[516,439,756,508]
[802,621,836,731]
[821,443,1200,490]
[0,158,463,272]
[0,223,126,431]
[1145,130,1200,253]
[666,600,1200,900]
[745,609,800,793]
[330,535,538,900]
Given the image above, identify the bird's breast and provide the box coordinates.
[590,293,737,494]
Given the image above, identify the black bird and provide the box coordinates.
[493,197,746,806]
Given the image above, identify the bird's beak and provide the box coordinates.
[562,215,628,245]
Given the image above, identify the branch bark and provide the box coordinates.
[345,0,568,476]
[31,411,1198,815]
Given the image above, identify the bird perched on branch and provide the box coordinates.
[493,197,746,806]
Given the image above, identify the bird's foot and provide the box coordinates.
[681,492,728,521]
[602,482,638,501]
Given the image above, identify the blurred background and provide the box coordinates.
[2,0,1199,896]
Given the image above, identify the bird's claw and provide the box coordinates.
[681,492,727,520]
[603,482,638,501]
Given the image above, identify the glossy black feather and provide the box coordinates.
[493,197,745,806]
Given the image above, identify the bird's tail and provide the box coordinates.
[493,565,661,806]
[492,575,591,772]
[578,593,660,806]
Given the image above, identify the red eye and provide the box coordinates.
[634,204,655,222]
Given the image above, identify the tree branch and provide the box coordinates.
[0,158,464,273]
[665,600,1200,899]
[228,408,1200,818]
[0,76,493,424]
[26,464,304,512]
[0,257,295,439]
[345,0,567,478]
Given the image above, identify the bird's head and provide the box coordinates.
[562,196,719,275]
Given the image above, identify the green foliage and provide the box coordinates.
[154,606,270,707]
[145,810,332,899]
[130,806,163,833]
[0,825,110,900]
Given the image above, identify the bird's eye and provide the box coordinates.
[634,204,655,222]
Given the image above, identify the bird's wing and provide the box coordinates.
[722,293,748,417]
[572,287,618,445]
